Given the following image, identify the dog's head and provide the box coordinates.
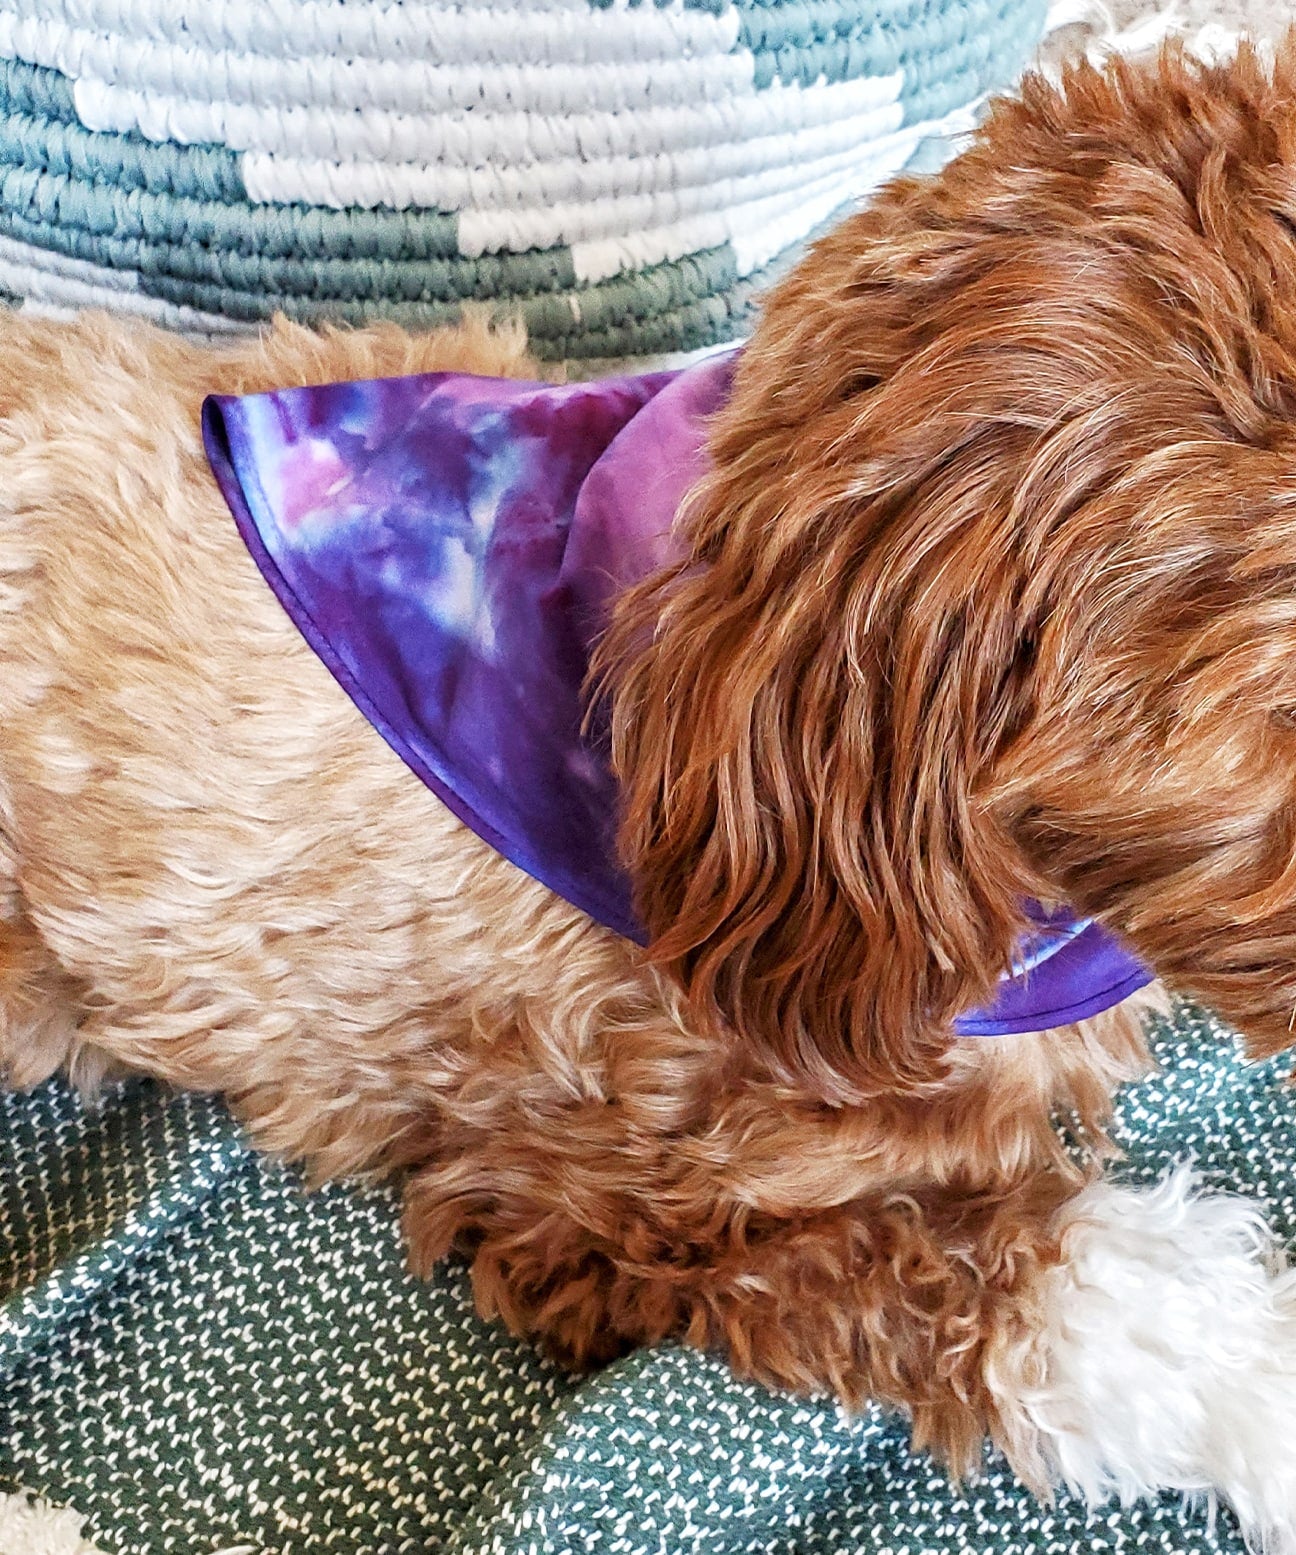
[599,39,1296,1100]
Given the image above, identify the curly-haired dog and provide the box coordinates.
[2,38,1296,1546]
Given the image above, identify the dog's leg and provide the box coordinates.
[407,1147,1296,1547]
[402,1140,1078,1471]
[987,1167,1296,1552]
[0,903,87,1090]
[0,834,91,1091]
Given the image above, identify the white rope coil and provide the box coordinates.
[242,96,905,217]
[570,103,975,282]
[1,15,755,120]
[75,69,907,169]
[19,0,736,67]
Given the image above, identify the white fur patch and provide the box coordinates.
[988,1167,1296,1551]
[0,1489,258,1555]
[0,1492,108,1555]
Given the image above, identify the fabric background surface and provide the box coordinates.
[1,1005,1292,1553]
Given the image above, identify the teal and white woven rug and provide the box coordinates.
[0,0,1047,361]
[0,1000,1292,1554]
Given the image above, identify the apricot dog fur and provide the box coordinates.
[2,39,1296,1544]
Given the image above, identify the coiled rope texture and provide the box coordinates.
[0,0,1046,360]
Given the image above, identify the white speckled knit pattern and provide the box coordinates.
[1,1002,1291,1553]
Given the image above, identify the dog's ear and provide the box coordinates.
[597,202,1047,1102]
[989,492,1296,1065]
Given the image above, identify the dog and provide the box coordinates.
[1,37,1295,1546]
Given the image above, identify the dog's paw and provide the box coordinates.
[988,1166,1296,1551]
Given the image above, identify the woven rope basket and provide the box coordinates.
[0,0,1047,362]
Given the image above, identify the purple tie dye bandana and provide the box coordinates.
[202,354,1152,1037]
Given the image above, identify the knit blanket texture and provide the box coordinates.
[0,1002,1291,1553]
